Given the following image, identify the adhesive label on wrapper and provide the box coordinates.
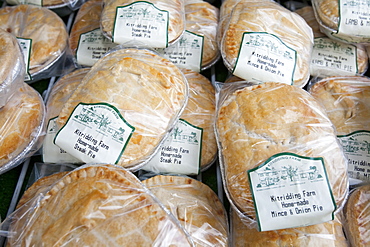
[17,38,32,81]
[113,1,169,48]
[233,32,296,85]
[311,37,358,76]
[338,130,370,184]
[76,29,116,66]
[156,31,203,72]
[43,117,81,163]
[54,103,135,164]
[333,0,370,43]
[143,119,202,175]
[248,152,336,231]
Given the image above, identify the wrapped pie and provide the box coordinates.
[4,164,193,246]
[216,82,348,231]
[219,1,313,87]
[142,69,216,175]
[231,209,348,246]
[312,0,370,44]
[343,183,370,247]
[100,0,185,48]
[43,68,90,164]
[0,83,45,175]
[295,6,369,77]
[0,5,71,82]
[309,76,370,184]
[69,0,117,67]
[143,175,229,247]
[0,28,25,108]
[54,47,188,171]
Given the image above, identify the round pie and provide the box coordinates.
[0,5,68,79]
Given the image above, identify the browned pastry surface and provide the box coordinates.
[69,0,103,54]
[185,0,219,67]
[56,48,187,169]
[231,210,348,247]
[0,5,68,75]
[313,0,339,30]
[221,1,313,87]
[143,175,229,247]
[7,164,192,246]
[344,184,370,247]
[0,84,44,167]
[0,29,22,84]
[216,82,348,218]
[309,76,370,135]
[101,0,184,45]
[181,68,216,169]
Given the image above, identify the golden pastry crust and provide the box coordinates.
[181,69,217,170]
[0,5,68,76]
[185,1,219,68]
[56,48,188,169]
[100,0,185,46]
[295,6,368,76]
[231,210,348,247]
[143,175,229,247]
[312,0,339,31]
[0,84,44,168]
[46,68,90,120]
[309,76,370,135]
[69,0,103,55]
[220,1,313,87]
[7,164,192,246]
[343,184,370,247]
[216,82,348,219]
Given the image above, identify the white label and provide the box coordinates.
[334,0,370,42]
[248,153,336,231]
[54,103,135,164]
[113,1,169,48]
[143,119,202,175]
[76,29,116,67]
[17,38,32,81]
[338,131,370,184]
[310,37,358,76]
[156,31,203,72]
[233,32,296,85]
[43,117,81,164]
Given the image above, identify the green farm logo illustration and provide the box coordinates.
[74,106,126,142]
[254,161,323,188]
[119,3,166,21]
[340,136,370,154]
[171,127,199,144]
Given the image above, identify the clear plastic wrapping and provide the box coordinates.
[53,47,189,171]
[183,0,219,70]
[100,0,185,48]
[312,0,370,44]
[0,4,75,82]
[143,175,229,246]
[215,81,349,231]
[295,6,369,77]
[142,68,216,175]
[42,68,90,164]
[343,183,370,247]
[218,0,313,87]
[0,29,25,108]
[230,209,348,246]
[2,164,194,246]
[0,83,45,175]
[309,76,370,185]
[69,0,117,67]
